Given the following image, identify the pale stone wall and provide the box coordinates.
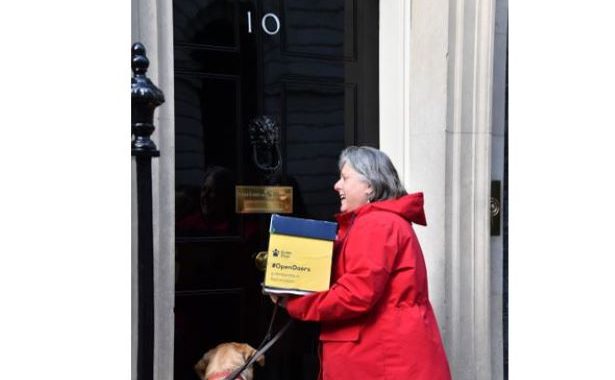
[490,0,508,378]
[380,0,500,379]
[380,0,450,345]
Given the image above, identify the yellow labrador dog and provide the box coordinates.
[194,342,265,380]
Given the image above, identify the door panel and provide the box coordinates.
[283,81,350,220]
[173,1,378,379]
[173,0,239,48]
[280,0,355,60]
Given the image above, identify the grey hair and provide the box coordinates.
[338,146,407,201]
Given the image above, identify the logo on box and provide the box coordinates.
[264,214,337,294]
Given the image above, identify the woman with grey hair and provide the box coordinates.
[273,145,451,379]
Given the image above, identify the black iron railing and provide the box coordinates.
[131,42,165,380]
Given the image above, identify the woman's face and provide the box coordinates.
[334,163,372,213]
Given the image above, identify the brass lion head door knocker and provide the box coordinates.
[248,115,282,182]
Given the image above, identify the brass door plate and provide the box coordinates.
[235,186,293,214]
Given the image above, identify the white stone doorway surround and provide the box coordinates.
[379,1,499,379]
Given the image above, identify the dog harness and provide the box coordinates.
[220,300,293,380]
[207,369,247,380]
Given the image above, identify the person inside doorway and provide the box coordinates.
[270,146,452,379]
[176,165,237,236]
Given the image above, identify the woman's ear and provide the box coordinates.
[366,187,374,202]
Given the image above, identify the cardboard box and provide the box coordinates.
[263,214,337,295]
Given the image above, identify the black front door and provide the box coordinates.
[172,1,379,379]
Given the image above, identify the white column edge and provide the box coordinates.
[379,0,411,177]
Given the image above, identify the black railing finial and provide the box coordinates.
[131,42,149,75]
[131,42,165,156]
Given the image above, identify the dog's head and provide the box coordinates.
[194,342,265,380]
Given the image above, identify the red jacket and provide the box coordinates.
[285,193,451,380]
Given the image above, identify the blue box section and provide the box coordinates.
[270,214,337,241]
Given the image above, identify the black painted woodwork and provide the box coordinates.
[172,1,379,379]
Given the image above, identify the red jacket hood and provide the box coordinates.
[336,192,427,226]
